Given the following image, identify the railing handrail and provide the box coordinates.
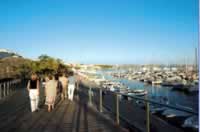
[81,83,198,115]
[115,92,198,115]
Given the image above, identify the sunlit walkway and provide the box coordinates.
[0,87,126,132]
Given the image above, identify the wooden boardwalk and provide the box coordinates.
[0,87,126,132]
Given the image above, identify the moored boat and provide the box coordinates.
[162,109,191,118]
[150,106,166,114]
[152,80,163,85]
[182,116,199,130]
[127,89,148,98]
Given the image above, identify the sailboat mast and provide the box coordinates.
[185,57,188,74]
[195,47,198,71]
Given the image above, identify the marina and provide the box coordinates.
[81,67,199,131]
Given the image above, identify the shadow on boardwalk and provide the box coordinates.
[0,86,126,132]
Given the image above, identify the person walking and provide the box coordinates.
[68,71,76,101]
[41,76,49,107]
[59,73,68,100]
[55,74,62,98]
[45,75,57,112]
[27,73,40,112]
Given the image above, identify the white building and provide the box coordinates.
[171,67,177,71]
[153,67,161,71]
[163,67,170,71]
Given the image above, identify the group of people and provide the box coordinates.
[27,71,76,112]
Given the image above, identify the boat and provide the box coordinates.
[120,89,148,101]
[146,79,152,84]
[193,80,199,85]
[161,81,174,86]
[93,76,106,85]
[150,105,166,114]
[135,100,145,108]
[176,104,193,111]
[188,85,199,92]
[139,79,145,82]
[152,80,163,85]
[110,85,115,91]
[182,116,199,130]
[102,81,126,92]
[172,85,198,93]
[172,83,184,89]
[127,89,148,96]
[162,109,191,118]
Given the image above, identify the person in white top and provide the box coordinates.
[27,73,40,112]
[68,71,76,101]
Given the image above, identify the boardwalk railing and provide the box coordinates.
[0,79,21,100]
[78,80,198,132]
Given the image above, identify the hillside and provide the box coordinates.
[0,49,22,59]
[0,49,28,79]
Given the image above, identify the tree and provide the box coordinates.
[17,60,32,79]
[57,63,69,75]
[16,54,69,78]
[37,54,68,75]
[38,54,53,61]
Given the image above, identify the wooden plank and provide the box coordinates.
[0,86,128,132]
[36,101,69,132]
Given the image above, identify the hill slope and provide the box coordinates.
[0,49,22,59]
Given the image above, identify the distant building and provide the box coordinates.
[153,67,161,71]
[163,67,170,71]
[142,67,147,71]
[171,67,177,71]
[187,66,194,71]
[12,55,20,58]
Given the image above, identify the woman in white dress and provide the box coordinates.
[45,75,57,112]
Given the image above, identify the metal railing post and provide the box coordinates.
[88,87,92,106]
[146,95,150,132]
[7,82,10,96]
[9,81,12,93]
[0,83,2,100]
[76,80,79,100]
[9,81,11,94]
[116,94,120,125]
[3,82,6,98]
[10,81,13,93]
[13,80,16,92]
[99,89,103,112]
[14,81,16,92]
[77,80,79,90]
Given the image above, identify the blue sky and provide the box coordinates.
[0,0,198,64]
